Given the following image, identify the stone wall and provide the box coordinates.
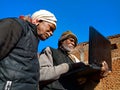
[71,34,120,90]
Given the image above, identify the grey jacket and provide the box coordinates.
[39,47,69,81]
[39,47,81,90]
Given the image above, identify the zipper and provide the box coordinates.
[4,81,12,90]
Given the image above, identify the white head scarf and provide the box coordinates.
[31,10,57,26]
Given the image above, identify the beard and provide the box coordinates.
[38,34,46,41]
[61,43,74,52]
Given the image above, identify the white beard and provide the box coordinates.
[61,43,74,52]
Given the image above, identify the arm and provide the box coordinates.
[0,18,23,59]
[39,47,69,81]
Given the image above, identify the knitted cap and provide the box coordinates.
[31,10,57,26]
[58,31,78,47]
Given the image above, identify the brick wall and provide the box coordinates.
[71,34,120,90]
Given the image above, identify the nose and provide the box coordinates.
[49,31,53,36]
[71,42,75,46]
[69,40,75,47]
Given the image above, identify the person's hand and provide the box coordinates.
[100,61,111,77]
[87,61,111,82]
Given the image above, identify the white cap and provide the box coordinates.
[31,10,57,26]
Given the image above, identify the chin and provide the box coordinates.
[65,47,73,52]
[39,36,48,41]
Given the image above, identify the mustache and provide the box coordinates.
[38,32,52,40]
[46,32,51,37]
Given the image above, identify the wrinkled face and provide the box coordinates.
[36,21,56,40]
[61,38,76,52]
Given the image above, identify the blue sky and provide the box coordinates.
[1,0,120,52]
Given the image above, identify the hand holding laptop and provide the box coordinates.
[100,61,111,77]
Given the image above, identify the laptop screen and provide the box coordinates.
[89,26,112,70]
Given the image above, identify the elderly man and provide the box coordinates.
[39,31,110,90]
[0,9,57,90]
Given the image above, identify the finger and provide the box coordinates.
[101,70,111,77]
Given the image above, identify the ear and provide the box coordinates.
[32,19,39,25]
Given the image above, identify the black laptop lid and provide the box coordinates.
[89,26,112,70]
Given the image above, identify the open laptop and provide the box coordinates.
[89,26,112,71]
[64,26,112,77]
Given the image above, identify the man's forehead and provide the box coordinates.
[67,37,75,41]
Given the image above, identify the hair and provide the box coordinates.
[19,15,32,22]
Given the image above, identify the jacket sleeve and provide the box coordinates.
[0,18,23,59]
[39,47,69,81]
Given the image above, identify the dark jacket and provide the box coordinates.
[52,48,82,90]
[0,18,39,90]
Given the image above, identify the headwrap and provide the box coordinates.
[31,10,57,26]
[58,31,78,47]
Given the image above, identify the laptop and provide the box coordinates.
[63,26,112,77]
[89,26,112,71]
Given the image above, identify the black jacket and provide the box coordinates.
[0,18,39,90]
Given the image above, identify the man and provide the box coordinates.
[0,9,57,90]
[39,31,110,90]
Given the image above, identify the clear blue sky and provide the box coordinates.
[1,0,120,52]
